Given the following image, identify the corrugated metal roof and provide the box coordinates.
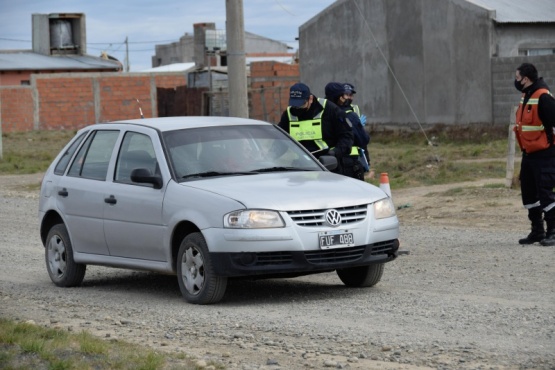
[467,0,555,23]
[0,51,121,71]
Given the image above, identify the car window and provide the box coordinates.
[54,132,88,175]
[67,130,119,181]
[163,125,321,179]
[114,132,159,184]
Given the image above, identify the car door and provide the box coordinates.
[103,129,166,262]
[56,129,120,255]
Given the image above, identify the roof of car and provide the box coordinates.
[101,116,272,132]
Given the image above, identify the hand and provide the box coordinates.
[360,115,367,126]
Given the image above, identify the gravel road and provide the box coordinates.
[0,175,554,369]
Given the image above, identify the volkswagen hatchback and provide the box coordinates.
[39,117,399,304]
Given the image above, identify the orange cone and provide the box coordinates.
[379,172,392,197]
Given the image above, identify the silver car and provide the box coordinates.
[39,117,400,304]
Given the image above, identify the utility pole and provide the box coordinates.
[226,0,249,118]
[125,36,130,72]
[0,97,3,160]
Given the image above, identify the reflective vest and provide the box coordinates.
[287,98,358,156]
[344,105,365,157]
[287,98,329,151]
[350,104,361,117]
[514,88,553,153]
[345,104,360,117]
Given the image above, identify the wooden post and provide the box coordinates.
[506,106,518,188]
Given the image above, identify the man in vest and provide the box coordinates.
[514,63,555,246]
[278,82,354,176]
[324,82,367,180]
[343,82,372,177]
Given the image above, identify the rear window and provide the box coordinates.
[54,132,87,175]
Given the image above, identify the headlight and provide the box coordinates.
[374,198,396,219]
[224,210,285,228]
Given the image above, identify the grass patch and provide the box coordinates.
[0,318,211,370]
[0,130,76,174]
[0,125,519,190]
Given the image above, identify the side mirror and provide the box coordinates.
[318,155,338,171]
[130,168,163,189]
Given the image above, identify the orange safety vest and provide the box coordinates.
[514,88,553,153]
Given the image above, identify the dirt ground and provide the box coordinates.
[3,173,551,370]
[0,172,525,233]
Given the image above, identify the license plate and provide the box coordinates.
[318,230,354,249]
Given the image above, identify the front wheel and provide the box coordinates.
[337,263,384,287]
[176,232,227,304]
[45,224,86,287]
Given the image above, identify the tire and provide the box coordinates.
[177,232,227,304]
[45,224,86,287]
[337,263,384,287]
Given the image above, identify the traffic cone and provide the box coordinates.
[379,172,392,197]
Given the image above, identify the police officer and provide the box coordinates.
[343,82,371,175]
[514,63,555,246]
[278,82,354,176]
[324,82,366,180]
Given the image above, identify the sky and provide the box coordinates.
[0,0,337,72]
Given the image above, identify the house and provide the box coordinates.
[151,22,293,69]
[298,0,555,126]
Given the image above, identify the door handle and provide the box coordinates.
[58,188,68,197]
[104,195,117,205]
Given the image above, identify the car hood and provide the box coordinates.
[180,171,388,210]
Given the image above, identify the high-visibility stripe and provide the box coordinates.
[521,125,545,132]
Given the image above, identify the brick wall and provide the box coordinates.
[0,72,188,132]
[0,66,291,133]
[36,76,96,130]
[249,61,299,123]
[97,76,152,122]
[0,87,34,132]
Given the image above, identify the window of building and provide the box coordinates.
[519,48,555,56]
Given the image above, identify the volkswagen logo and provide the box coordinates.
[324,209,342,227]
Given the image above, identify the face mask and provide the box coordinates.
[344,98,353,106]
[290,106,308,116]
[514,78,525,92]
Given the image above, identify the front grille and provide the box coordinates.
[287,204,367,227]
[305,246,366,264]
[254,251,293,266]
[244,239,397,268]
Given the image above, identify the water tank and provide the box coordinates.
[50,19,75,49]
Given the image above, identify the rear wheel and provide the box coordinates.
[337,263,384,287]
[177,232,227,304]
[45,224,86,287]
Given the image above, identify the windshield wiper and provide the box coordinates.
[182,171,257,179]
[251,167,312,173]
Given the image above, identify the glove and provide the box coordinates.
[360,115,367,126]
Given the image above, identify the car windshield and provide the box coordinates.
[162,124,323,180]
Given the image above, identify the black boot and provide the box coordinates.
[540,217,555,246]
[519,208,545,245]
[519,223,545,244]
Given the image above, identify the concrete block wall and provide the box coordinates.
[492,55,555,126]
[249,61,299,123]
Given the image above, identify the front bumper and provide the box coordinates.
[211,239,399,277]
